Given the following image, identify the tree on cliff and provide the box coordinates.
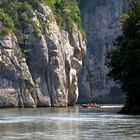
[107,0,140,114]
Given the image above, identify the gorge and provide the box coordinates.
[1,1,140,139]
[0,0,127,107]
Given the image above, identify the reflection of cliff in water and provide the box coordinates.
[78,0,126,103]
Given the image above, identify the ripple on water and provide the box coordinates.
[0,106,140,140]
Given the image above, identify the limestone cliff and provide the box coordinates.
[0,3,86,107]
[78,0,126,103]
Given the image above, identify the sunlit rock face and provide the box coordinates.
[0,4,86,107]
[78,0,126,103]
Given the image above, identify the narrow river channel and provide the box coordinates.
[0,105,140,140]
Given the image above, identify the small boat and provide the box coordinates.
[81,103,100,108]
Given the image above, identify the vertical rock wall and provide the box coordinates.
[78,0,126,103]
[0,4,86,107]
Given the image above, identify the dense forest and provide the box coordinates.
[107,0,140,114]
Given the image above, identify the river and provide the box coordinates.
[0,105,140,140]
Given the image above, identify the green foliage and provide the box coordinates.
[0,0,33,34]
[0,0,85,39]
[107,0,140,114]
[53,0,83,32]
[0,8,15,34]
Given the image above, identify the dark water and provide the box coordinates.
[0,105,140,140]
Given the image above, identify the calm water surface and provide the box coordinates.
[0,105,140,140]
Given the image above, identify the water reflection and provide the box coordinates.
[0,106,140,140]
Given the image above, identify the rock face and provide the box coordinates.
[0,4,86,107]
[78,0,125,103]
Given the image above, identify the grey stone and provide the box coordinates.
[0,4,86,107]
[78,0,126,103]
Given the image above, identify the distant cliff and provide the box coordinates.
[0,1,86,107]
[78,0,126,103]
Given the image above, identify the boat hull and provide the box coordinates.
[81,104,100,108]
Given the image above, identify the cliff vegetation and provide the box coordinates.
[0,0,85,37]
[0,0,86,107]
